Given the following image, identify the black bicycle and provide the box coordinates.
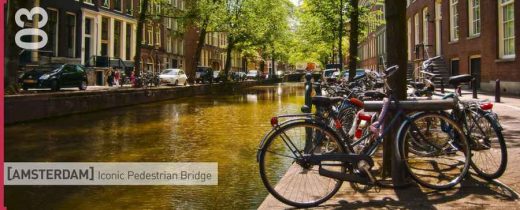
[257,66,469,207]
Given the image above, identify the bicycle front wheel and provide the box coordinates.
[397,112,470,190]
[258,121,346,208]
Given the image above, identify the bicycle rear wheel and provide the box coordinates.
[397,112,470,190]
[466,110,507,180]
[258,121,346,208]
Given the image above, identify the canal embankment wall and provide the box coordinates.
[5,81,265,124]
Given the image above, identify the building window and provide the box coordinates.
[115,0,122,11]
[126,0,133,15]
[102,0,110,8]
[148,25,153,45]
[66,13,76,58]
[114,20,122,58]
[499,0,515,58]
[155,27,161,46]
[126,24,132,60]
[101,17,109,56]
[469,0,481,36]
[450,0,459,41]
[422,7,429,45]
[44,8,59,57]
[414,13,420,46]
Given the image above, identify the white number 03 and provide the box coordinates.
[15,7,49,50]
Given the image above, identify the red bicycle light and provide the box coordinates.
[334,119,342,129]
[480,103,493,110]
[271,117,279,127]
[350,98,364,108]
[358,114,372,122]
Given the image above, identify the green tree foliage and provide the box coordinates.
[290,0,384,70]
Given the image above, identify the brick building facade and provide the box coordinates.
[360,0,519,94]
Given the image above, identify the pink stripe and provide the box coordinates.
[1,0,6,209]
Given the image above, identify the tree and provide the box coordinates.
[185,0,225,82]
[347,0,359,80]
[383,0,407,184]
[134,0,149,76]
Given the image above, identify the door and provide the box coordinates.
[60,65,76,86]
[470,57,481,89]
[451,59,459,76]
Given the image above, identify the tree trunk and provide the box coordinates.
[134,0,149,76]
[348,0,360,81]
[195,21,208,68]
[224,36,235,79]
[383,0,408,186]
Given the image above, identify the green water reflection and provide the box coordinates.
[5,83,304,210]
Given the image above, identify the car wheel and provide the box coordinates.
[184,80,187,86]
[51,80,60,91]
[79,80,87,90]
[174,80,178,86]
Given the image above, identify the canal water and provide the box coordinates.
[5,83,304,209]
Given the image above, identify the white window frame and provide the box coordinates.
[499,0,515,59]
[469,0,481,37]
[422,7,429,45]
[450,0,459,42]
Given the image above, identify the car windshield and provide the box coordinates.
[248,70,257,74]
[161,70,173,74]
[34,63,63,72]
[324,70,336,77]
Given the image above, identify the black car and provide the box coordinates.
[195,67,214,84]
[19,63,88,91]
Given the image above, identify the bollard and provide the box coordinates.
[314,79,322,96]
[301,73,313,113]
[440,79,445,94]
[472,79,478,99]
[302,73,313,152]
[496,79,501,103]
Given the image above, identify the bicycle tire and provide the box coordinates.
[397,112,470,190]
[258,121,346,208]
[468,110,508,180]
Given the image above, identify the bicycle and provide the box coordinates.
[442,74,507,180]
[257,66,470,207]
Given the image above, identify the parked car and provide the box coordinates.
[342,69,366,81]
[275,70,285,79]
[322,69,339,83]
[159,69,188,86]
[195,67,213,83]
[232,71,246,81]
[213,70,225,82]
[246,70,259,80]
[19,63,88,91]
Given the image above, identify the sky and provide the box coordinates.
[290,0,300,6]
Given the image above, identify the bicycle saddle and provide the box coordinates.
[351,74,366,82]
[448,74,473,86]
[364,90,386,99]
[409,81,426,89]
[311,96,343,107]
